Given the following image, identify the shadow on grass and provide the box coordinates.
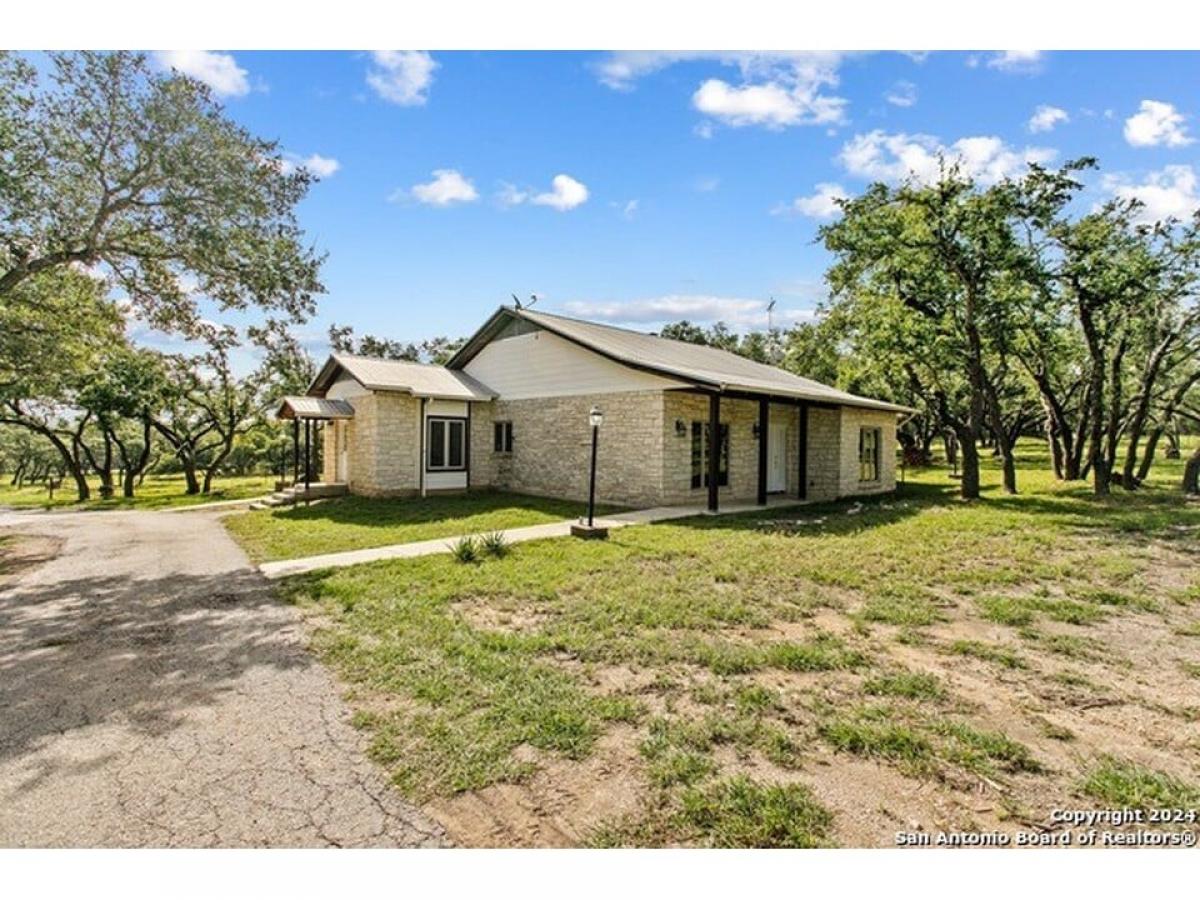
[262,490,618,531]
[664,482,946,540]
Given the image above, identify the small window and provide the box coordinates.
[859,427,881,482]
[690,421,729,489]
[493,421,513,453]
[428,417,466,471]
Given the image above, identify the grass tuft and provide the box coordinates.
[946,639,1026,669]
[863,671,945,701]
[1080,757,1200,808]
[678,776,834,848]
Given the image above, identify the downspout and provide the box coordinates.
[419,397,427,498]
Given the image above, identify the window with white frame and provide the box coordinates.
[427,417,466,471]
[859,427,881,482]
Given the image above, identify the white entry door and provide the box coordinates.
[767,420,788,492]
[336,424,349,482]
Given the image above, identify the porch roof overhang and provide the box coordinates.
[276,396,356,420]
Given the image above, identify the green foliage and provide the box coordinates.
[451,535,480,563]
[0,51,323,331]
[480,531,510,558]
[677,777,834,848]
[863,671,945,701]
[1080,757,1200,808]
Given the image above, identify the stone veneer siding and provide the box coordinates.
[325,387,897,506]
[335,392,422,497]
[468,401,494,489]
[490,390,666,508]
[321,421,339,484]
[837,406,897,498]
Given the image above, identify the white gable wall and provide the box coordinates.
[463,329,687,399]
[326,374,370,400]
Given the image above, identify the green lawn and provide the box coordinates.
[276,438,1200,847]
[0,473,276,511]
[225,491,621,563]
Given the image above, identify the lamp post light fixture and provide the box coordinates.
[572,405,609,539]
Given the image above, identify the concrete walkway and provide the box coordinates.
[259,497,804,579]
[0,507,446,847]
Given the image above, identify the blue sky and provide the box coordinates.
[143,50,1200,355]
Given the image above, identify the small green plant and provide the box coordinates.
[947,639,1026,669]
[480,530,509,558]
[677,776,834,848]
[1080,757,1200,807]
[1175,620,1200,637]
[819,708,934,772]
[450,534,480,563]
[932,720,1042,775]
[977,596,1037,627]
[1180,661,1200,679]
[863,671,945,701]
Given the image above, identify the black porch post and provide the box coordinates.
[797,401,809,500]
[757,398,769,506]
[292,417,300,484]
[707,393,720,513]
[303,418,311,491]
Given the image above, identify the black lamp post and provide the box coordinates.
[572,405,608,539]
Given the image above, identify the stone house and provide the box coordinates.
[277,306,912,511]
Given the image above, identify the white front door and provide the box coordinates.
[767,420,787,492]
[336,424,349,482]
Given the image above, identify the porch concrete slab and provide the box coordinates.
[258,496,810,579]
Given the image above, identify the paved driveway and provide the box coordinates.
[0,507,446,847]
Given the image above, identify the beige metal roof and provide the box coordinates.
[497,309,913,414]
[314,354,496,401]
[277,396,356,420]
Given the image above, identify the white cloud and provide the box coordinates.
[366,51,437,106]
[777,182,848,219]
[1106,165,1199,224]
[885,81,918,108]
[985,51,1044,73]
[694,175,721,193]
[153,51,250,97]
[495,182,529,208]
[1028,105,1069,133]
[620,199,639,220]
[838,130,1056,186]
[300,154,340,178]
[404,169,479,206]
[561,295,811,330]
[595,52,849,131]
[532,174,589,211]
[1123,100,1193,148]
[693,78,846,129]
[280,153,340,178]
[493,175,589,211]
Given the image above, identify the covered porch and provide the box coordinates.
[666,389,823,514]
[275,396,355,493]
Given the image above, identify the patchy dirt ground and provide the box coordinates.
[276,461,1200,848]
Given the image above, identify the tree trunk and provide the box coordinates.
[1077,298,1110,497]
[959,433,981,499]
[182,458,200,494]
[1136,427,1161,483]
[1184,446,1200,495]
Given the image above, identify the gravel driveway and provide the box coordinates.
[0,507,446,847]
